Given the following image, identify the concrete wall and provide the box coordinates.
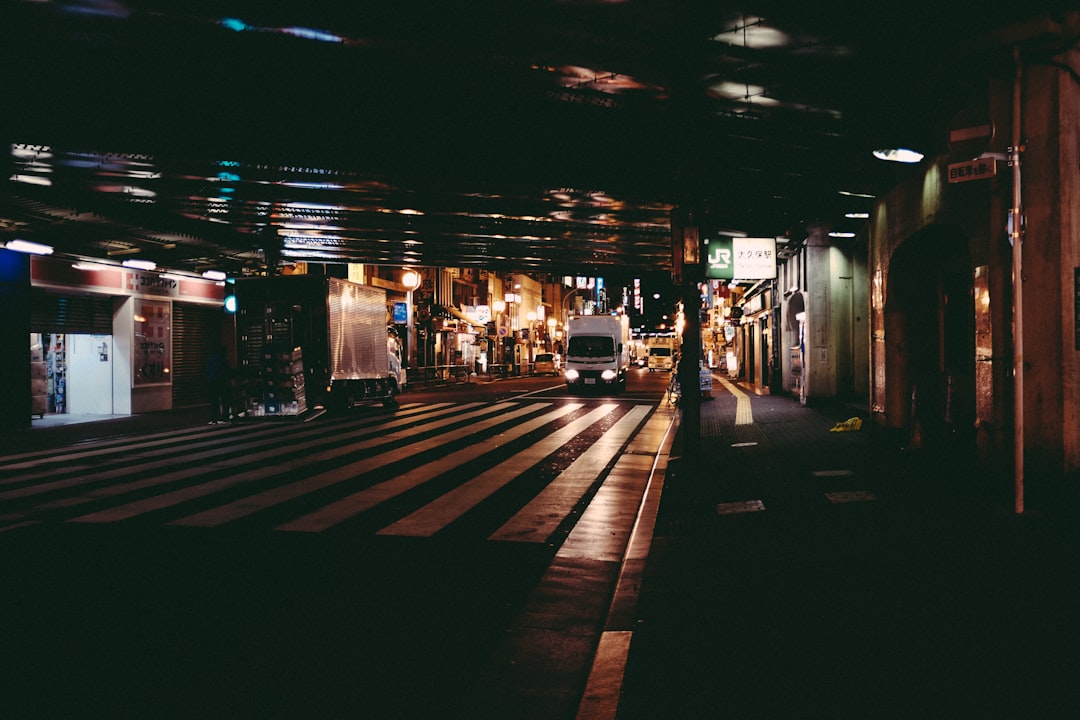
[869,43,1080,500]
[1,249,31,430]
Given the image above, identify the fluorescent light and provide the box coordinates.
[845,212,870,219]
[5,239,53,255]
[872,148,924,163]
[201,270,227,281]
[122,259,157,271]
[829,231,857,238]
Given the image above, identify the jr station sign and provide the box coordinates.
[705,236,777,280]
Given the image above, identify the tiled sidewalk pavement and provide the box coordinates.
[617,386,1080,720]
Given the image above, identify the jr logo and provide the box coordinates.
[708,247,731,267]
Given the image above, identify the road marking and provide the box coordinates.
[825,490,878,503]
[277,403,583,533]
[489,405,651,543]
[717,499,766,515]
[3,403,457,502]
[168,402,535,528]
[378,404,617,537]
[69,403,505,524]
[576,631,632,720]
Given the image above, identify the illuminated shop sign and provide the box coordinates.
[705,237,777,280]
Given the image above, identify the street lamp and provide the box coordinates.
[527,311,537,365]
[402,269,422,368]
[492,299,506,368]
[562,286,588,319]
[504,293,520,373]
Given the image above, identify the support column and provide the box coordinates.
[0,249,32,430]
[680,268,702,452]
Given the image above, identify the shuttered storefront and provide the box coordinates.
[172,303,223,408]
[30,290,114,334]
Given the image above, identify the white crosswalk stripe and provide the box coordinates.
[75,402,509,524]
[0,401,657,544]
[280,403,586,533]
[168,401,538,528]
[379,404,617,538]
[490,404,652,542]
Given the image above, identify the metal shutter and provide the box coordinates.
[30,290,114,334]
[172,303,222,407]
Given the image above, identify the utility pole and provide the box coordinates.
[1010,45,1025,515]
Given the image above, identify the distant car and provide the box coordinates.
[533,352,560,375]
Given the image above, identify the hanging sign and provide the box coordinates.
[706,237,777,280]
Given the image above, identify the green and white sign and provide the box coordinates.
[705,237,777,280]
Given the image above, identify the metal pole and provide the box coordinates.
[1010,45,1025,515]
[405,289,416,369]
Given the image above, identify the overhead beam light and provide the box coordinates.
[872,148,924,163]
[4,239,53,255]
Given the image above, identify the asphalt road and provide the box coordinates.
[1,368,672,720]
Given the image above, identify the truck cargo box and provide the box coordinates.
[234,275,400,414]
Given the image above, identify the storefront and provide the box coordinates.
[27,255,225,420]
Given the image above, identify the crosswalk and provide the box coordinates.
[0,400,657,543]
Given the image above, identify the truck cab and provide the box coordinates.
[563,314,630,394]
[388,330,407,391]
[646,335,676,372]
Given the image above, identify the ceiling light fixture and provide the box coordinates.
[201,270,227,281]
[106,246,142,256]
[4,239,54,255]
[122,259,157,271]
[72,261,112,271]
[872,148,924,163]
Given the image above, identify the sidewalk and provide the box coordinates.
[616,381,1080,719]
[4,406,214,455]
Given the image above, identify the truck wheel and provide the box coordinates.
[382,381,399,408]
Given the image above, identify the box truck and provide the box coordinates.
[563,314,631,393]
[234,275,406,414]
[646,334,677,372]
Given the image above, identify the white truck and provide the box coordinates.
[563,314,631,393]
[646,335,676,372]
[234,275,406,414]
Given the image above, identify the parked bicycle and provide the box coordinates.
[665,371,681,407]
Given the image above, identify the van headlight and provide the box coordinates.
[601,370,617,381]
[564,369,579,381]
